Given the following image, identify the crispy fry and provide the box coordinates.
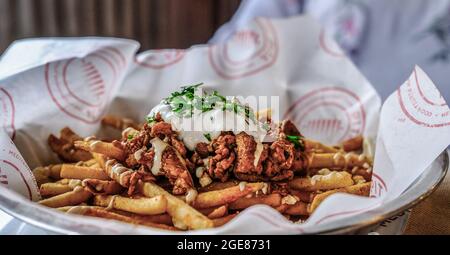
[212,213,238,227]
[139,182,213,230]
[198,205,228,219]
[193,183,265,209]
[60,164,110,180]
[32,166,52,186]
[82,179,123,195]
[40,182,77,197]
[341,135,363,152]
[91,152,106,169]
[66,206,178,231]
[309,182,371,213]
[48,133,92,162]
[229,193,281,210]
[111,210,173,225]
[93,195,167,215]
[289,171,354,191]
[101,115,141,130]
[307,152,370,170]
[39,187,92,208]
[74,140,126,161]
[304,139,339,153]
[198,180,240,192]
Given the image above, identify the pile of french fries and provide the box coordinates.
[32,115,372,231]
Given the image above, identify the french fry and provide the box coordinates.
[60,164,110,180]
[198,180,240,192]
[82,179,124,195]
[139,182,213,230]
[193,182,265,209]
[93,195,167,215]
[289,171,354,191]
[308,182,371,213]
[92,152,107,169]
[111,211,173,225]
[39,187,92,208]
[32,166,52,186]
[101,115,141,131]
[40,183,74,197]
[341,135,363,152]
[229,193,281,210]
[198,205,228,219]
[74,140,126,161]
[212,213,238,227]
[66,206,178,231]
[307,152,370,170]
[304,139,339,153]
[103,159,134,188]
[48,133,92,162]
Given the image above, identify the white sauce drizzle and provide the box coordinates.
[239,181,247,192]
[185,189,198,204]
[148,101,268,151]
[106,195,117,210]
[150,137,168,176]
[253,142,264,167]
[195,167,205,178]
[89,141,101,150]
[84,136,96,142]
[134,148,146,162]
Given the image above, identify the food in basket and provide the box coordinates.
[33,84,372,230]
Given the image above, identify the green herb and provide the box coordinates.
[145,115,156,124]
[127,134,134,140]
[286,135,305,150]
[203,133,212,142]
[163,83,259,126]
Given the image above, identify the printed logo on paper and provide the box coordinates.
[0,88,15,139]
[209,18,278,79]
[135,49,185,69]
[397,68,450,128]
[370,173,388,198]
[45,47,125,124]
[0,159,33,200]
[284,87,366,145]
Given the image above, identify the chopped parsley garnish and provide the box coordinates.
[203,133,212,142]
[127,134,134,140]
[145,115,156,124]
[286,135,305,151]
[163,83,259,124]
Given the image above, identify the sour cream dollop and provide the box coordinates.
[148,97,269,151]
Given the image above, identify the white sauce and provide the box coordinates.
[281,195,299,205]
[239,181,247,192]
[149,101,267,151]
[134,148,146,162]
[253,142,264,167]
[84,136,96,142]
[195,167,205,178]
[106,195,117,210]
[89,141,101,150]
[261,183,269,194]
[185,189,198,204]
[150,137,168,176]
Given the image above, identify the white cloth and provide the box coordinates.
[211,0,450,102]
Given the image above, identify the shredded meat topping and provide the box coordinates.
[207,133,236,182]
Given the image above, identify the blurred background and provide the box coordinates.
[0,0,241,53]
